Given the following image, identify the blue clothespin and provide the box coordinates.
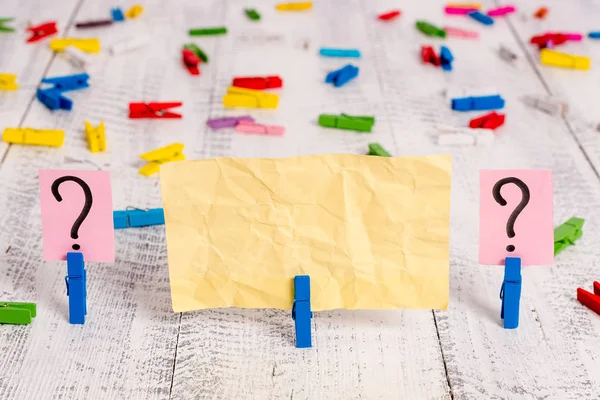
[325,64,359,87]
[440,46,454,72]
[36,88,73,111]
[292,275,312,348]
[319,48,361,58]
[113,208,165,229]
[451,95,505,111]
[111,7,125,22]
[65,252,87,325]
[41,73,90,92]
[500,257,521,329]
[468,11,494,26]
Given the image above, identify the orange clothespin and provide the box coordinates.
[26,21,58,43]
[577,281,600,315]
[128,102,182,119]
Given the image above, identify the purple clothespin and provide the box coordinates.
[207,116,254,130]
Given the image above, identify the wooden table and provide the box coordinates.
[1,1,599,399]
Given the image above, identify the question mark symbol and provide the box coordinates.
[492,177,530,252]
[51,176,93,251]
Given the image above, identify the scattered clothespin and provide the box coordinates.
[276,2,313,11]
[189,27,227,36]
[367,142,391,157]
[110,35,150,55]
[64,46,92,69]
[554,217,584,256]
[183,43,208,62]
[444,26,479,39]
[445,7,479,15]
[577,281,600,316]
[440,46,454,71]
[469,112,505,130]
[540,49,590,70]
[468,11,494,25]
[487,5,516,16]
[500,257,521,329]
[2,127,65,147]
[75,19,113,29]
[113,208,164,229]
[236,120,285,136]
[530,33,566,49]
[421,46,441,66]
[182,48,201,75]
[452,94,505,111]
[319,48,361,58]
[0,73,18,90]
[245,9,261,20]
[207,115,254,130]
[85,121,106,153]
[292,275,312,348]
[0,17,15,33]
[534,7,548,19]
[36,89,72,111]
[564,33,583,41]
[589,32,600,39]
[436,124,494,146]
[223,87,279,109]
[125,4,143,19]
[522,94,568,116]
[378,10,401,21]
[0,302,36,325]
[111,8,125,22]
[42,73,90,92]
[498,45,517,63]
[66,252,87,325]
[139,143,185,176]
[325,64,359,87]
[129,102,182,119]
[446,2,482,8]
[232,76,283,90]
[416,21,446,38]
[50,38,101,53]
[26,21,58,43]
[318,114,375,132]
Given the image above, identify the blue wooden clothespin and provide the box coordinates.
[41,73,90,92]
[36,88,73,111]
[500,257,521,329]
[440,46,454,72]
[325,64,359,87]
[292,275,312,348]
[65,252,87,325]
[111,8,125,22]
[113,208,165,229]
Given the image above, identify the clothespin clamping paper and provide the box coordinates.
[129,102,182,119]
[554,217,584,256]
[2,127,65,147]
[577,281,600,316]
[0,73,18,90]
[0,302,36,325]
[292,275,312,348]
[500,257,522,329]
[26,21,58,43]
[223,87,279,109]
[65,252,87,325]
[85,121,106,153]
[138,143,185,176]
[114,208,165,229]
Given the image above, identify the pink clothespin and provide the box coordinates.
[444,26,479,39]
[235,120,285,136]
[564,33,583,41]
[487,5,516,17]
[444,7,478,15]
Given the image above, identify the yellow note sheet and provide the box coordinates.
[160,154,451,312]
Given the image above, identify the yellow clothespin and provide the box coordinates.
[125,4,144,19]
[85,121,106,153]
[50,38,101,53]
[275,2,313,11]
[139,143,185,176]
[223,87,279,109]
[540,49,590,70]
[0,73,18,91]
[446,2,482,9]
[2,127,65,147]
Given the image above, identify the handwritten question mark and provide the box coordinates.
[492,177,530,252]
[51,176,93,251]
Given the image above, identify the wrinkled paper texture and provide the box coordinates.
[160,154,451,312]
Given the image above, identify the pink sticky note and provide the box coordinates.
[39,170,114,262]
[479,170,553,266]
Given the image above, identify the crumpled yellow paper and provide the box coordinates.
[160,154,451,312]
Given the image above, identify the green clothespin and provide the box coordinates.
[245,9,261,21]
[0,302,36,325]
[554,217,584,256]
[0,18,16,33]
[318,113,375,132]
[183,43,209,63]
[368,143,391,157]
[416,21,446,38]
[189,27,227,36]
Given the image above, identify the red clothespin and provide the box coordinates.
[377,10,401,21]
[421,46,440,66]
[530,33,568,49]
[469,112,505,130]
[577,281,600,315]
[128,102,182,119]
[232,76,283,90]
[26,21,58,43]
[182,49,201,76]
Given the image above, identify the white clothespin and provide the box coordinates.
[109,34,151,55]
[522,95,568,116]
[437,125,494,146]
[64,46,92,69]
[498,45,517,63]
